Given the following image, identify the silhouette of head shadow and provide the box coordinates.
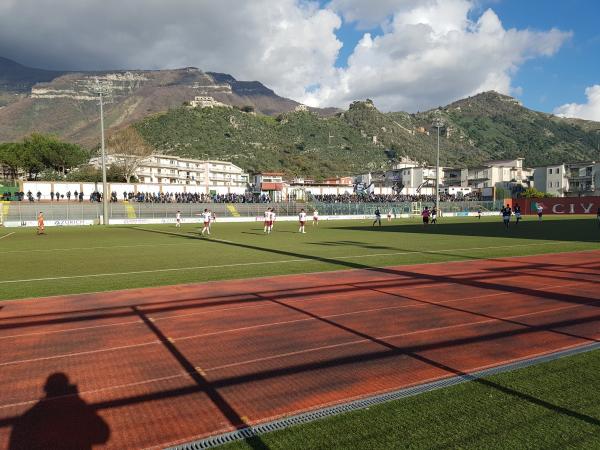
[9,372,110,450]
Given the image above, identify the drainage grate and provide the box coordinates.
[167,341,600,450]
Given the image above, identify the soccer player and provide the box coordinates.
[537,204,543,222]
[269,209,276,233]
[299,209,307,233]
[501,204,512,229]
[37,212,45,235]
[263,208,272,234]
[201,208,211,235]
[597,207,600,228]
[421,206,430,225]
[175,210,181,228]
[208,210,216,231]
[313,209,319,226]
[514,204,522,225]
[373,208,382,227]
[431,207,438,224]
[477,207,482,219]
[387,210,392,222]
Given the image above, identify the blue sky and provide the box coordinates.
[329,0,600,114]
[481,0,600,112]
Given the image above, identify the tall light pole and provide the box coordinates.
[95,82,109,225]
[432,117,444,213]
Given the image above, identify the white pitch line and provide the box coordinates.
[0,241,573,285]
[2,241,195,254]
[0,232,15,241]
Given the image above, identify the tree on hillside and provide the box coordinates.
[23,133,88,177]
[0,143,24,180]
[106,127,154,183]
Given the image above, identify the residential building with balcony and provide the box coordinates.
[533,161,599,197]
[564,161,598,196]
[89,154,249,194]
[467,158,532,194]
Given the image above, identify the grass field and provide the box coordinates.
[1,215,599,301]
[221,347,600,450]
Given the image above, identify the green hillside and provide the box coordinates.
[136,91,600,177]
[135,106,390,179]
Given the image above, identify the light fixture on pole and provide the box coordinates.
[432,116,444,214]
[94,81,110,225]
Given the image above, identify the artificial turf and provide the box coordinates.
[220,347,600,450]
[1,215,599,301]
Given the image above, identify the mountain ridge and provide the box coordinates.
[1,57,599,178]
[0,57,325,145]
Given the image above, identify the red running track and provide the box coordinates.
[1,250,600,449]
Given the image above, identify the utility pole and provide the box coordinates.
[95,82,109,225]
[432,117,444,214]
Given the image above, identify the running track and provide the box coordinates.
[1,250,600,449]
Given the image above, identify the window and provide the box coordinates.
[556,168,560,174]
[548,168,553,174]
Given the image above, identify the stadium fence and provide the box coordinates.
[1,200,503,224]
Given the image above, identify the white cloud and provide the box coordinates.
[0,0,571,112]
[0,0,342,102]
[328,0,420,28]
[554,85,600,121]
[306,0,571,111]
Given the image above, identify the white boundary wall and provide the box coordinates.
[3,211,499,227]
[21,181,247,200]
[4,219,95,228]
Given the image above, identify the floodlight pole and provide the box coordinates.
[433,118,443,213]
[98,89,109,225]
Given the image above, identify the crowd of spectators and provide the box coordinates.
[6,190,482,204]
[310,192,483,203]
[116,191,276,204]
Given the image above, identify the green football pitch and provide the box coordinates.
[1,215,599,301]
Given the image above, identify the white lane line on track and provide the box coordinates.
[0,279,461,340]
[0,232,15,240]
[204,300,600,372]
[1,303,598,411]
[152,335,599,450]
[2,287,598,367]
[0,277,594,341]
[0,372,187,411]
[0,319,143,340]
[0,241,574,284]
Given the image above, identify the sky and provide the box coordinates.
[0,0,599,120]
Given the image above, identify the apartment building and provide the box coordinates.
[467,158,532,192]
[90,154,249,194]
[534,161,599,197]
[385,161,445,195]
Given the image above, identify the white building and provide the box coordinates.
[534,161,599,197]
[90,154,249,194]
[189,96,230,109]
[385,161,444,196]
[467,158,532,193]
